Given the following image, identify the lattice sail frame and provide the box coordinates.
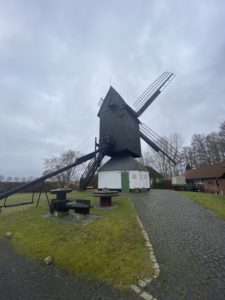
[134,72,175,116]
[140,123,180,163]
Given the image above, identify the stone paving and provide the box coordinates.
[131,189,225,300]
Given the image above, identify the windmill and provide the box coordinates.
[0,72,178,206]
[79,72,179,190]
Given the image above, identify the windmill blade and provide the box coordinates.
[140,123,180,164]
[140,131,177,164]
[134,72,175,117]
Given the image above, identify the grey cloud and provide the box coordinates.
[1,0,225,177]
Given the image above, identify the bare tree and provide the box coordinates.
[218,121,225,160]
[138,151,155,166]
[143,120,225,176]
[0,175,4,182]
[191,134,212,166]
[167,133,184,176]
[184,122,225,168]
[43,150,85,186]
[219,121,225,140]
[205,132,221,164]
[6,176,12,182]
[142,133,184,177]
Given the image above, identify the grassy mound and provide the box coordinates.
[0,192,153,288]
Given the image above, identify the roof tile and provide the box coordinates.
[185,162,225,179]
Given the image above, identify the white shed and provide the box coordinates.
[172,175,186,186]
[98,155,150,192]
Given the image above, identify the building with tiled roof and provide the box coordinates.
[184,162,225,194]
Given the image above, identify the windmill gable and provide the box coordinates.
[98,86,141,157]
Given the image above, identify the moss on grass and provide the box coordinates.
[180,191,225,220]
[0,192,153,288]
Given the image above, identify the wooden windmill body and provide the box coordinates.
[80,72,179,191]
[98,86,141,158]
[97,87,148,191]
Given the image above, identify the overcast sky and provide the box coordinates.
[1,0,225,178]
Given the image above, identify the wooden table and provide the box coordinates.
[50,188,72,201]
[93,191,119,207]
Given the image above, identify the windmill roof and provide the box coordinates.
[99,155,148,172]
[185,162,225,180]
[97,86,140,122]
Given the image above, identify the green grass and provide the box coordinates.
[180,191,225,220]
[0,191,153,288]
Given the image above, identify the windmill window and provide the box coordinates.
[132,174,137,179]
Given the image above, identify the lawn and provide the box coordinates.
[0,191,153,288]
[180,191,225,220]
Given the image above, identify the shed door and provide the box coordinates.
[121,172,129,192]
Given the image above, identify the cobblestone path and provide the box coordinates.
[131,190,225,300]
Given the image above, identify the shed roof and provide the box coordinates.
[145,166,164,179]
[185,162,225,180]
[99,155,147,172]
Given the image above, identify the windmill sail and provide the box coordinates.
[140,123,179,164]
[134,72,175,117]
